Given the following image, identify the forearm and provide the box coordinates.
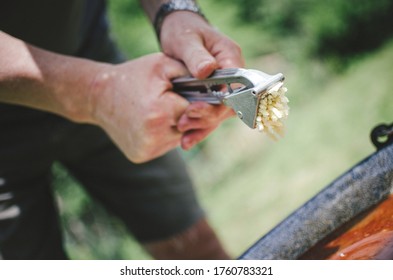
[139,0,168,22]
[0,31,103,123]
[139,0,206,41]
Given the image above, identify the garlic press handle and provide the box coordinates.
[172,68,283,101]
[171,68,255,104]
[172,90,223,104]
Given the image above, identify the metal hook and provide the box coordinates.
[370,123,393,150]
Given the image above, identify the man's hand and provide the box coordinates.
[0,32,189,163]
[89,54,190,163]
[88,53,190,163]
[159,11,245,150]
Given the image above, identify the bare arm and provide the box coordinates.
[0,31,99,123]
[0,31,189,163]
[139,0,167,22]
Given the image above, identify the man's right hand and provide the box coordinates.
[89,53,190,163]
[0,32,189,163]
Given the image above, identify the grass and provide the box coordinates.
[56,0,393,259]
[189,40,393,257]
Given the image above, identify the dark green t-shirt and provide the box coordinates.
[0,0,109,57]
[0,0,124,119]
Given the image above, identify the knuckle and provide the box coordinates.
[145,110,169,129]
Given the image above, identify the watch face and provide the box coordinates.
[168,0,200,12]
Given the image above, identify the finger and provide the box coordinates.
[177,103,235,132]
[149,133,183,160]
[154,55,191,125]
[177,34,218,79]
[210,37,245,69]
[186,102,233,118]
[177,116,210,132]
[181,127,217,150]
[161,55,190,80]
[160,91,190,126]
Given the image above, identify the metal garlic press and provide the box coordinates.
[172,68,285,129]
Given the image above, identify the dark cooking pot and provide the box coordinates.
[240,128,393,260]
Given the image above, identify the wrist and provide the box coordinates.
[153,0,207,41]
[83,63,116,126]
[26,51,109,125]
[45,57,108,125]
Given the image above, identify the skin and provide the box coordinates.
[0,9,244,161]
[0,3,245,259]
[159,11,245,150]
[138,8,245,259]
[0,31,189,163]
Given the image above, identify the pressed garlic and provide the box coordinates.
[255,81,289,139]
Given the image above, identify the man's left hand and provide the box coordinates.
[160,11,245,150]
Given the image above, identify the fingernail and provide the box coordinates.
[197,60,211,70]
[197,60,215,77]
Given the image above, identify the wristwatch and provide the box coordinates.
[154,0,206,40]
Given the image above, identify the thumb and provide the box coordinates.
[181,36,218,79]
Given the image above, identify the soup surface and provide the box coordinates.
[300,195,393,260]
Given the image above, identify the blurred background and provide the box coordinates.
[53,0,393,259]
